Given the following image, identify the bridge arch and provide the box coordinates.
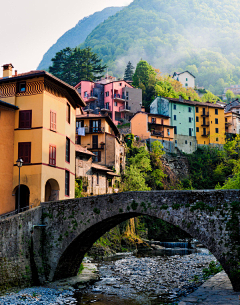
[40,190,240,291]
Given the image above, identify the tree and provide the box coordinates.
[49,47,107,86]
[124,61,135,81]
[225,89,235,103]
[201,90,221,103]
[132,60,156,88]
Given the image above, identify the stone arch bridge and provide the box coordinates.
[0,190,240,291]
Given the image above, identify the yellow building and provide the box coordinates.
[76,112,125,174]
[194,102,225,145]
[0,64,85,215]
[130,110,174,142]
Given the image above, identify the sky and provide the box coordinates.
[0,0,133,77]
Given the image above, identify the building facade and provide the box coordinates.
[75,79,142,124]
[172,71,195,88]
[0,64,85,215]
[76,113,126,174]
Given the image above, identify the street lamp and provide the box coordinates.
[16,158,23,214]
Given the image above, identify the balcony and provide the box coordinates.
[201,121,209,126]
[201,111,209,117]
[101,105,112,112]
[225,121,232,126]
[119,105,131,112]
[201,132,210,137]
[85,127,105,134]
[84,93,98,101]
[113,94,125,102]
[151,130,164,137]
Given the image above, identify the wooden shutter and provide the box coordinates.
[19,110,32,128]
[49,145,56,165]
[50,111,57,131]
[18,142,31,164]
[98,119,101,132]
[98,151,101,162]
[92,135,98,149]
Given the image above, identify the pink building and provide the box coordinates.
[75,77,142,125]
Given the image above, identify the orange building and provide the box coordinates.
[130,110,174,142]
[0,64,85,215]
[194,102,225,145]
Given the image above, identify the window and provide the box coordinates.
[76,120,84,129]
[189,117,191,123]
[106,91,109,97]
[185,140,188,144]
[196,127,199,132]
[175,140,177,144]
[196,107,199,113]
[119,83,122,86]
[92,151,101,162]
[65,170,70,196]
[17,82,26,93]
[18,142,31,164]
[66,137,70,163]
[76,136,81,145]
[196,116,199,122]
[215,118,218,124]
[186,78,188,81]
[215,109,218,115]
[50,110,56,131]
[174,126,177,134]
[92,135,98,149]
[90,120,101,133]
[126,92,129,100]
[84,91,87,97]
[188,107,191,113]
[185,83,188,87]
[49,145,56,166]
[66,103,70,124]
[173,104,176,110]
[215,128,219,133]
[114,101,117,106]
[96,173,99,185]
[151,117,156,124]
[225,118,227,122]
[189,128,192,136]
[174,115,177,120]
[167,128,170,135]
[216,138,219,142]
[106,103,110,110]
[108,179,113,187]
[190,142,192,146]
[19,110,32,128]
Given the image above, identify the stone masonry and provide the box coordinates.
[0,190,240,291]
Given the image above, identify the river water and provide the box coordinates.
[74,247,215,305]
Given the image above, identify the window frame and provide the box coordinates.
[215,118,218,124]
[215,109,218,115]
[65,170,70,196]
[174,115,177,121]
[19,110,32,129]
[49,144,56,166]
[66,137,70,163]
[66,103,71,124]
[16,81,26,93]
[50,110,57,131]
[18,142,31,164]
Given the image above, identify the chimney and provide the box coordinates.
[141,106,145,112]
[15,70,18,77]
[2,64,14,78]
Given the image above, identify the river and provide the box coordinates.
[0,244,216,305]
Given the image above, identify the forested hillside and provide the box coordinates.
[37,6,123,70]
[80,0,240,95]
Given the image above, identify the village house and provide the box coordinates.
[224,100,240,139]
[75,112,126,175]
[0,64,85,215]
[130,107,174,152]
[75,77,142,125]
[75,145,119,196]
[172,71,195,89]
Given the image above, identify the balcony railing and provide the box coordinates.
[119,105,131,111]
[201,111,209,117]
[85,127,105,134]
[113,94,125,100]
[84,93,98,99]
[201,132,210,137]
[201,121,209,126]
[102,105,112,111]
[151,130,164,137]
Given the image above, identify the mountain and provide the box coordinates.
[37,6,124,70]
[80,0,240,95]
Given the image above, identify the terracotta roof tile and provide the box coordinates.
[75,145,95,156]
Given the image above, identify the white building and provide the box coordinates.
[172,71,196,89]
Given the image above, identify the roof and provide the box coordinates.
[75,145,95,156]
[76,113,120,137]
[0,70,86,108]
[0,100,19,110]
[107,171,120,177]
[173,71,196,78]
[164,97,224,109]
[130,111,170,121]
[91,163,113,172]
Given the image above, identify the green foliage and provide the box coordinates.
[79,0,240,95]
[124,61,135,81]
[75,178,83,198]
[78,263,84,274]
[201,91,221,103]
[202,261,223,280]
[226,89,235,102]
[49,47,106,86]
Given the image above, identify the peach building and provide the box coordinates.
[130,109,174,143]
[0,64,85,216]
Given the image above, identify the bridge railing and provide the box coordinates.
[0,205,33,221]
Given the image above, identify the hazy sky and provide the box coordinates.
[0,0,133,77]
